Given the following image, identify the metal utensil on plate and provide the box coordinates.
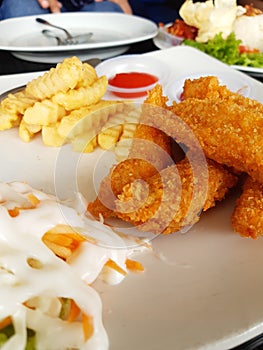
[36,17,93,45]
[42,29,65,46]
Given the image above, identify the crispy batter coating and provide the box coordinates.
[170,98,263,183]
[87,158,159,219]
[232,176,263,239]
[142,83,263,184]
[115,157,237,234]
[182,76,234,100]
[182,76,260,109]
[87,90,174,219]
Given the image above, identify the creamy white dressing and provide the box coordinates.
[0,182,149,350]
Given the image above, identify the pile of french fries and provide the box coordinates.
[0,56,141,154]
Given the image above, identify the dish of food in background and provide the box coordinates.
[0,12,157,63]
[165,71,252,102]
[96,55,169,99]
[154,1,263,75]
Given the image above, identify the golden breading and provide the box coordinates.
[115,157,237,234]
[182,76,233,100]
[87,158,159,219]
[88,115,174,219]
[25,56,83,99]
[141,84,263,184]
[181,76,261,110]
[170,98,263,183]
[232,176,263,239]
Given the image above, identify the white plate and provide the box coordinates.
[0,12,157,52]
[11,45,130,64]
[232,64,263,77]
[1,46,263,350]
[153,29,263,77]
[0,12,157,63]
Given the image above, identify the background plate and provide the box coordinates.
[0,12,157,52]
[11,45,130,64]
[0,47,263,350]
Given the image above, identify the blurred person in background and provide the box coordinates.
[0,0,132,20]
[129,0,184,24]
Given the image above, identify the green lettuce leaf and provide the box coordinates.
[183,33,263,67]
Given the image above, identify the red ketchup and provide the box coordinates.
[108,72,159,98]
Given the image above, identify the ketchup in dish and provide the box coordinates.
[108,72,159,98]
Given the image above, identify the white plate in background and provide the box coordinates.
[11,45,130,64]
[0,12,157,52]
[0,12,157,63]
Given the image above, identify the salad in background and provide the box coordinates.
[159,0,263,67]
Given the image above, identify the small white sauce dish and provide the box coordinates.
[96,54,169,98]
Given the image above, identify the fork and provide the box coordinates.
[36,17,78,45]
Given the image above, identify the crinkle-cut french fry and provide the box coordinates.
[42,123,66,147]
[23,99,66,126]
[1,90,39,115]
[0,90,37,131]
[75,63,98,89]
[57,107,95,139]
[19,119,41,142]
[57,100,124,140]
[71,133,97,153]
[52,75,108,110]
[114,106,141,161]
[0,107,22,130]
[98,125,123,150]
[98,112,126,150]
[25,56,83,100]
[25,122,42,134]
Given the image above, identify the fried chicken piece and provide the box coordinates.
[181,76,258,107]
[87,158,159,218]
[182,76,233,100]
[141,84,263,184]
[87,86,176,219]
[87,126,174,219]
[170,98,263,183]
[115,157,238,234]
[232,176,263,239]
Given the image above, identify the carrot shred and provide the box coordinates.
[105,259,127,276]
[67,300,81,322]
[82,314,94,341]
[125,259,144,272]
[8,207,19,217]
[0,316,12,330]
[27,193,40,206]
